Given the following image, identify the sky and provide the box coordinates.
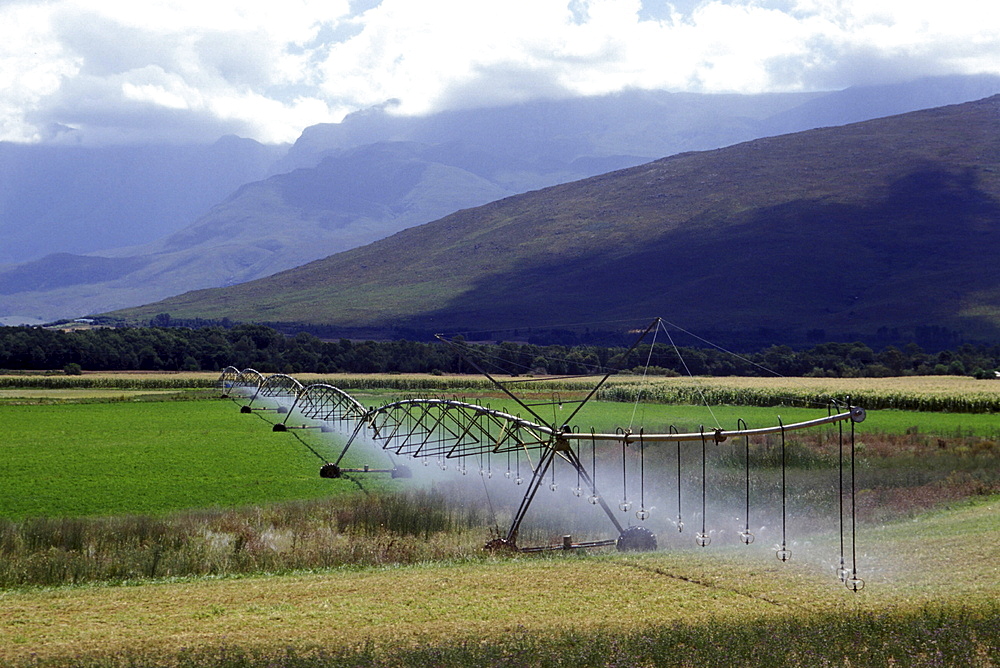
[2,0,999,145]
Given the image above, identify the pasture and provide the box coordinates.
[0,400,353,519]
[0,373,998,666]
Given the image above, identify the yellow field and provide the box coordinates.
[626,374,1000,398]
[0,388,188,399]
[2,496,997,664]
[37,371,1000,396]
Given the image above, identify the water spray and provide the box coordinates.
[216,318,869,587]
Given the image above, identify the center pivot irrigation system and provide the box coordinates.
[219,319,868,591]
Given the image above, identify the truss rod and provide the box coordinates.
[563,409,865,444]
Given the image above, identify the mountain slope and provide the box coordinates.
[0,142,513,322]
[110,96,1000,344]
[0,136,284,264]
[7,75,1000,325]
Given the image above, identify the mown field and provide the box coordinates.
[2,497,998,667]
[1,373,999,666]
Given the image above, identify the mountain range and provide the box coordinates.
[2,74,1000,327]
[110,95,1000,348]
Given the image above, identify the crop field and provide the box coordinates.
[0,400,375,519]
[1,496,998,666]
[0,374,998,666]
[5,371,1000,412]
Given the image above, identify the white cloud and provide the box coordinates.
[1,0,999,145]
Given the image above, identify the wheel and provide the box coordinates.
[483,537,518,553]
[319,463,341,478]
[391,465,412,479]
[616,526,657,552]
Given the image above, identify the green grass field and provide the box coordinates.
[4,391,996,521]
[0,399,377,519]
[1,377,999,666]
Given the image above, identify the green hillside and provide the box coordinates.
[109,96,1000,342]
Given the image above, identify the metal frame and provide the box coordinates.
[217,323,867,563]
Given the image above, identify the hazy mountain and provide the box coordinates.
[4,74,1000,325]
[0,136,286,265]
[279,74,1000,174]
[760,73,1000,135]
[108,96,1000,346]
[0,141,513,323]
[275,89,822,180]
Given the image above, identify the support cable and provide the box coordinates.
[660,321,721,429]
[628,327,659,431]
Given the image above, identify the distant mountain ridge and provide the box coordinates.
[109,96,1000,346]
[3,74,1000,324]
[0,136,285,264]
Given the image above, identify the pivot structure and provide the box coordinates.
[217,318,868,589]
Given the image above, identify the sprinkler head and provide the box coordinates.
[619,500,632,512]
[636,508,650,521]
[776,548,792,562]
[676,518,684,533]
[846,576,865,592]
[504,470,512,479]
[572,486,583,497]
[739,530,755,545]
[588,494,599,505]
[549,482,558,492]
[695,532,711,547]
[516,476,524,485]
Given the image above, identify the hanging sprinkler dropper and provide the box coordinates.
[636,428,649,521]
[618,428,631,512]
[573,440,583,497]
[776,417,791,562]
[671,425,683,532]
[738,418,755,545]
[696,426,711,547]
[588,428,599,505]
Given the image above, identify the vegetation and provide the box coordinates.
[3,322,1000,380]
[0,492,491,588]
[2,375,998,666]
[1,496,998,666]
[5,599,1000,667]
[0,401,348,518]
[106,98,1000,346]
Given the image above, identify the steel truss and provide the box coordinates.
[218,319,867,581]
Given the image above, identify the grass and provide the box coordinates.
[0,400,378,519]
[0,492,491,588]
[1,495,997,666]
[2,375,999,666]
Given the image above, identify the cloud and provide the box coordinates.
[1,0,999,145]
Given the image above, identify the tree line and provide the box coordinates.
[1,323,998,379]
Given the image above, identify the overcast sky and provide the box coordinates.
[2,0,999,145]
